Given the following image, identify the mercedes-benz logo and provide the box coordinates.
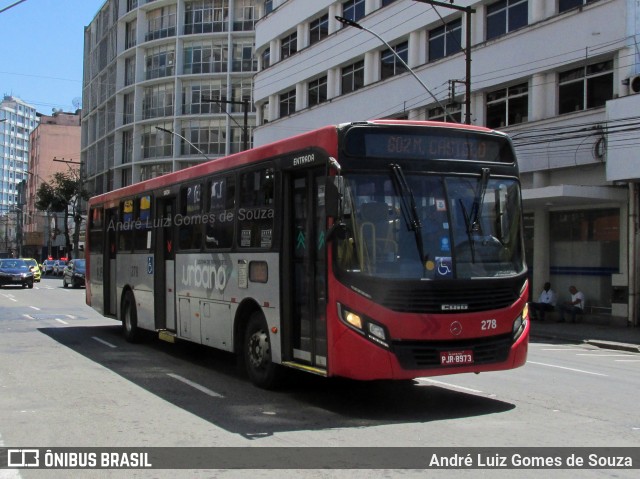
[450,321,463,336]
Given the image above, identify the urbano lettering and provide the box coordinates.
[181,260,227,291]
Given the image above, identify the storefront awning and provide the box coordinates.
[522,184,627,209]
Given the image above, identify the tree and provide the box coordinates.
[35,171,89,259]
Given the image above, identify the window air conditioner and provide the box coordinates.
[630,75,640,94]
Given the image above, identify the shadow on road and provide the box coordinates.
[39,324,515,438]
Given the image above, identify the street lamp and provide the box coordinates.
[413,0,475,125]
[155,126,214,161]
[335,15,458,123]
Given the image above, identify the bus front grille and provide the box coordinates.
[380,283,519,313]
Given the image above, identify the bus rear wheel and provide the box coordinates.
[122,290,140,343]
[244,312,282,389]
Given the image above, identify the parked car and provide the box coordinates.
[42,259,56,275]
[23,258,41,282]
[62,259,86,288]
[53,259,67,276]
[0,259,35,289]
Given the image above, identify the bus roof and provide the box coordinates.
[88,120,505,206]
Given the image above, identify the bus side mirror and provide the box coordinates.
[326,175,344,219]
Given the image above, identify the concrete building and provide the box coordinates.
[23,111,82,261]
[0,95,38,257]
[81,0,262,196]
[253,0,640,326]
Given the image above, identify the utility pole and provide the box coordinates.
[413,0,475,124]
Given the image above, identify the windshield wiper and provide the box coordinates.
[390,164,426,265]
[460,168,490,263]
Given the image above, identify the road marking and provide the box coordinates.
[615,359,640,362]
[167,373,224,398]
[576,354,634,357]
[92,336,117,348]
[528,361,607,376]
[54,318,68,325]
[540,348,580,351]
[416,378,483,394]
[29,306,40,311]
[22,314,34,320]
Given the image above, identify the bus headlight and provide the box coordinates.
[337,303,390,349]
[512,305,527,340]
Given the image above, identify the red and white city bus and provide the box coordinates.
[86,120,529,388]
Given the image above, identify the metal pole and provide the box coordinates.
[465,10,472,124]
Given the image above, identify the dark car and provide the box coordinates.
[0,259,35,289]
[62,259,86,288]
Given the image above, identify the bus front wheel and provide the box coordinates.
[122,290,140,343]
[244,312,282,389]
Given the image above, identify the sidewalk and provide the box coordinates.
[529,317,640,353]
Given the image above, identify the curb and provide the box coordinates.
[585,340,640,354]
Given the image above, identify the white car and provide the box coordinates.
[53,260,67,276]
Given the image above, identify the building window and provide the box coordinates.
[342,60,365,94]
[183,41,228,74]
[486,0,528,41]
[281,32,297,60]
[558,60,613,114]
[486,82,528,128]
[342,0,365,23]
[428,18,462,62]
[261,48,270,69]
[279,89,296,118]
[428,104,462,123]
[144,45,175,80]
[232,41,256,72]
[182,120,227,156]
[122,130,133,164]
[143,124,173,159]
[146,5,177,41]
[559,0,599,13]
[123,93,134,125]
[264,0,273,15]
[234,0,255,31]
[143,84,174,119]
[381,41,408,80]
[182,80,227,115]
[382,0,398,6]
[310,14,329,46]
[184,0,229,34]
[308,76,328,107]
[124,57,135,86]
[125,20,136,49]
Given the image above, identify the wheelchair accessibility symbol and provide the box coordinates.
[436,257,452,278]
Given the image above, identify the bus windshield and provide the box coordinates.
[335,170,524,280]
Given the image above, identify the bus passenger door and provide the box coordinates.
[105,208,118,316]
[154,196,176,331]
[287,168,328,370]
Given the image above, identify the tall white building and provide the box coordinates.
[253,0,640,325]
[81,0,262,196]
[0,96,38,256]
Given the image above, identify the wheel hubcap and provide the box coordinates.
[248,330,269,369]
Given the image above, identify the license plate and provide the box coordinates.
[440,350,474,366]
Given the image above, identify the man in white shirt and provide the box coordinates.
[558,285,585,323]
[529,282,556,321]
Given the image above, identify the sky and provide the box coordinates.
[0,0,106,114]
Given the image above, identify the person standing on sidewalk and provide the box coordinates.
[558,285,585,323]
[529,282,556,321]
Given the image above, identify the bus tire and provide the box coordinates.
[244,311,282,389]
[122,290,140,343]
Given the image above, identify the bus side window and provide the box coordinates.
[179,183,203,250]
[134,195,152,251]
[119,199,134,251]
[206,175,235,249]
[238,167,275,249]
[89,207,104,252]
